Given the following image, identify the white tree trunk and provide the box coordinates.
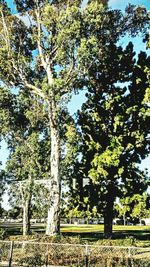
[46,118,60,235]
[123,214,126,226]
[35,10,61,235]
[23,197,31,236]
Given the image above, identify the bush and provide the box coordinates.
[0,228,7,239]
[19,253,45,267]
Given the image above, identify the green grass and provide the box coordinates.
[1,223,150,247]
[61,224,150,246]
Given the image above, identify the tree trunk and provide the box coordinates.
[104,198,114,239]
[46,119,60,235]
[123,214,126,226]
[23,197,31,236]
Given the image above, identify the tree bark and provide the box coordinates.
[46,112,60,235]
[123,214,126,226]
[104,197,114,239]
[20,178,32,236]
[35,7,61,235]
[23,197,31,236]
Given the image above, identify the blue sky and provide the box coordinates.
[82,0,150,9]
[1,0,150,209]
[108,0,150,10]
[6,0,150,11]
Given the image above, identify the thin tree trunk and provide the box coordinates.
[104,198,114,239]
[23,197,31,236]
[20,178,32,236]
[123,213,126,226]
[46,118,60,235]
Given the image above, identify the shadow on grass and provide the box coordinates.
[1,223,150,244]
[113,230,150,241]
[62,229,150,242]
[4,227,22,236]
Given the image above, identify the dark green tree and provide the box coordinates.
[77,42,150,238]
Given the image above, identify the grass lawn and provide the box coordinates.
[61,224,150,247]
[1,223,150,247]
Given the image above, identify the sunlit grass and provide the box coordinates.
[61,224,150,233]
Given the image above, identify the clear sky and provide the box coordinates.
[1,0,150,209]
[6,0,150,12]
[82,0,150,9]
[109,0,150,10]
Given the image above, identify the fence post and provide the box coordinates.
[128,247,131,258]
[85,244,89,267]
[128,247,132,267]
[8,241,14,267]
[45,244,49,267]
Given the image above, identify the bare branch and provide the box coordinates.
[24,80,47,100]
[0,9,11,56]
[33,0,55,87]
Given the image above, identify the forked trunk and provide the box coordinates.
[23,197,31,236]
[104,197,114,239]
[46,122,60,235]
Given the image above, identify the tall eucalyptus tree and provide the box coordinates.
[0,0,84,235]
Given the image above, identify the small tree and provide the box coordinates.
[116,198,131,226]
[117,194,149,225]
[130,194,148,225]
[0,86,50,235]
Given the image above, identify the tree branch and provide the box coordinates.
[24,80,47,100]
[0,9,11,56]
[34,1,54,86]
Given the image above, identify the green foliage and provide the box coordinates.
[131,194,147,220]
[0,228,7,240]
[76,42,150,219]
[118,194,149,221]
[73,15,149,237]
[7,206,22,219]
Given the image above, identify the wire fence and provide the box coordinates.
[0,240,150,267]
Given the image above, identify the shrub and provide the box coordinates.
[0,228,7,240]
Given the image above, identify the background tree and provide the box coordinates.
[6,131,49,236]
[0,85,50,235]
[0,169,5,217]
[115,198,131,226]
[7,206,22,220]
[130,194,149,225]
[116,194,150,225]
